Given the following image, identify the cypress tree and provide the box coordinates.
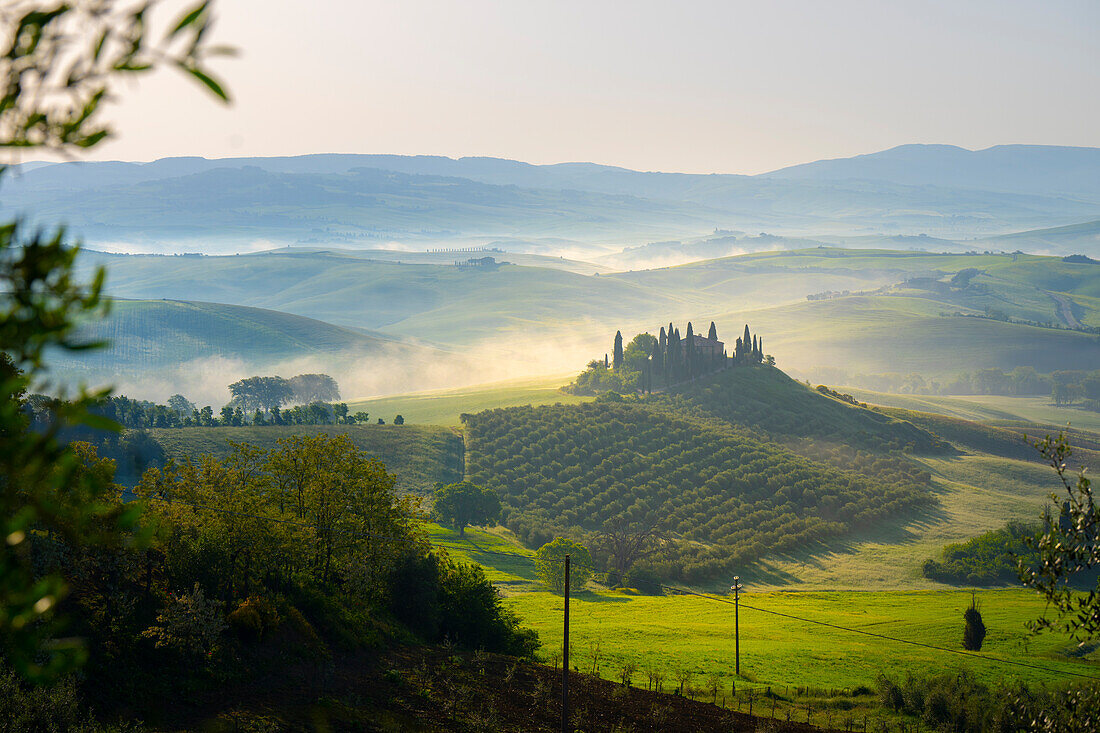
[671,328,681,382]
[743,324,751,362]
[735,337,743,361]
[962,595,986,651]
[659,326,667,352]
[613,331,624,370]
[708,321,718,341]
[685,322,695,379]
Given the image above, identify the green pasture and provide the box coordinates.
[843,390,1100,436]
[717,295,1100,378]
[426,526,1100,693]
[346,375,590,426]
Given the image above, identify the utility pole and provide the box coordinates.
[731,576,743,676]
[562,554,570,733]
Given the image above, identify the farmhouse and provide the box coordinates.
[690,334,724,358]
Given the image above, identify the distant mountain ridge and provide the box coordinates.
[4,144,1100,250]
[763,144,1100,200]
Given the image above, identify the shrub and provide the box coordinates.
[624,566,664,595]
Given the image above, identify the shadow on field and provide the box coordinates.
[738,496,953,586]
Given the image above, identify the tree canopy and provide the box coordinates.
[431,481,501,535]
[534,537,594,593]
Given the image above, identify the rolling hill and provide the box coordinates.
[59,247,1100,404]
[50,298,450,403]
[462,366,946,581]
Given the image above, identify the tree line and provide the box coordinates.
[565,322,770,396]
[22,389,406,429]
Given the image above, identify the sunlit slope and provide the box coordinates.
[346,375,591,426]
[615,248,1100,329]
[54,298,433,373]
[83,250,709,344]
[840,389,1100,435]
[656,366,947,453]
[146,424,463,495]
[80,248,1099,373]
[719,295,1100,376]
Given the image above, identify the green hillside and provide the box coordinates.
[657,367,947,453]
[66,248,1100,404]
[53,297,436,372]
[146,424,463,495]
[719,295,1100,378]
[463,398,934,582]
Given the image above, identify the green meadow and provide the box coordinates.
[842,389,1100,435]
[427,526,1100,694]
[347,374,590,426]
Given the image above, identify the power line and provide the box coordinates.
[660,585,1100,682]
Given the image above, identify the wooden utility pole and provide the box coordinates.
[562,554,570,733]
[731,576,743,676]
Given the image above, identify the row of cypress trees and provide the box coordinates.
[609,321,766,392]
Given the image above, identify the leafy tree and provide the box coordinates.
[228,376,293,412]
[1021,432,1100,641]
[612,330,624,370]
[166,394,196,417]
[962,595,986,651]
[394,414,405,425]
[353,411,370,424]
[431,481,501,535]
[595,518,666,586]
[333,402,349,423]
[289,373,340,404]
[0,0,228,680]
[535,537,594,593]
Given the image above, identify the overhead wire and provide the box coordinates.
[660,585,1100,681]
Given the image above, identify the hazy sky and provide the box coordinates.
[90,0,1099,174]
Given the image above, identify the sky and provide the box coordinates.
[88,0,1100,174]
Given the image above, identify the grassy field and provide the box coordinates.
[427,526,1100,695]
[842,389,1100,435]
[716,294,1100,378]
[147,424,463,495]
[347,374,589,426]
